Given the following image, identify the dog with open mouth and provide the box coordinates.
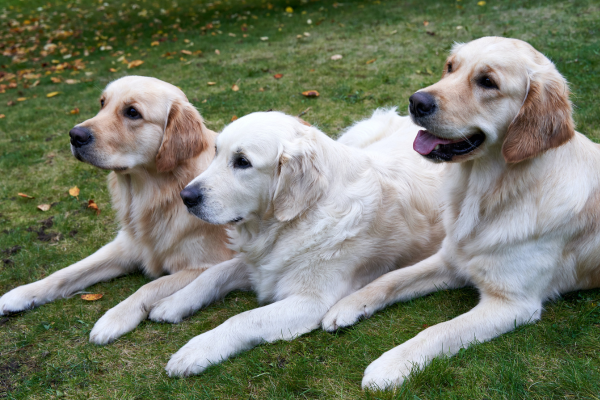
[322,36,600,389]
[146,109,447,377]
[0,76,234,344]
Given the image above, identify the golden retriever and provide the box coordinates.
[322,36,600,389]
[146,109,447,376]
[0,76,234,344]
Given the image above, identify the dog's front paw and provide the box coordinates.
[0,286,41,315]
[166,336,218,377]
[89,306,144,345]
[322,296,373,332]
[148,296,191,323]
[361,348,413,390]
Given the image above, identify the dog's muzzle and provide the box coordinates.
[69,126,94,148]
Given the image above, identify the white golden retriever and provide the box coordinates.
[322,36,600,389]
[147,109,447,376]
[0,76,234,344]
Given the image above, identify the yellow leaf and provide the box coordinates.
[69,186,80,198]
[81,293,103,301]
[207,81,216,86]
[127,60,144,69]
[37,204,51,211]
[109,68,118,72]
[18,192,35,199]
[286,7,293,13]
[232,84,240,91]
[150,41,160,46]
[17,97,27,102]
[46,92,60,98]
[70,108,80,114]
[477,1,486,5]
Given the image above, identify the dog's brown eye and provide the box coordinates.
[233,156,251,169]
[125,106,141,119]
[478,76,498,90]
[447,62,453,73]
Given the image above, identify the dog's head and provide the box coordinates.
[69,75,207,172]
[180,111,326,225]
[409,36,574,164]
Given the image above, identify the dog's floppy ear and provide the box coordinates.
[502,67,575,163]
[156,100,207,172]
[272,131,327,222]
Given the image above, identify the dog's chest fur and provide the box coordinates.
[108,159,232,277]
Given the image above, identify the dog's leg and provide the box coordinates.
[0,235,134,315]
[89,268,209,345]
[322,252,467,331]
[361,297,542,389]
[165,295,328,376]
[149,258,250,323]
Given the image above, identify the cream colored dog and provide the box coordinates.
[322,36,600,389]
[147,109,447,376]
[0,76,234,344]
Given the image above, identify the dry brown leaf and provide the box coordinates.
[215,49,221,55]
[273,73,283,79]
[232,84,240,91]
[46,92,60,98]
[37,204,51,211]
[150,41,160,46]
[0,114,5,119]
[109,68,118,72]
[180,50,192,55]
[70,108,80,114]
[127,60,144,69]
[366,59,376,64]
[231,115,238,122]
[88,199,101,215]
[423,21,429,26]
[69,186,80,198]
[207,81,216,86]
[51,76,61,83]
[81,293,103,301]
[18,193,34,199]
[302,90,320,98]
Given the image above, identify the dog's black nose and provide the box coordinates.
[180,186,202,208]
[69,126,93,147]
[409,92,437,118]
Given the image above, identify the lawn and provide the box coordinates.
[1,0,599,398]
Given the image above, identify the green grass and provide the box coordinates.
[1,0,600,398]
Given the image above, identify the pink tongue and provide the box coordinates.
[413,130,455,155]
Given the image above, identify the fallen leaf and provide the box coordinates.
[109,68,118,72]
[423,21,429,26]
[81,293,103,301]
[17,97,27,102]
[127,60,144,69]
[331,54,343,60]
[366,59,376,64]
[37,204,51,211]
[46,92,60,98]
[231,115,238,122]
[150,41,160,46]
[258,87,265,92]
[207,81,217,86]
[181,50,192,55]
[302,90,320,98]
[51,76,61,83]
[232,84,240,91]
[0,114,5,119]
[303,32,311,37]
[70,108,80,114]
[273,74,283,79]
[260,37,269,41]
[286,7,293,13]
[69,186,80,198]
[65,79,79,84]
[18,193,35,199]
[215,49,221,55]
[477,1,486,5]
[88,199,101,215]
